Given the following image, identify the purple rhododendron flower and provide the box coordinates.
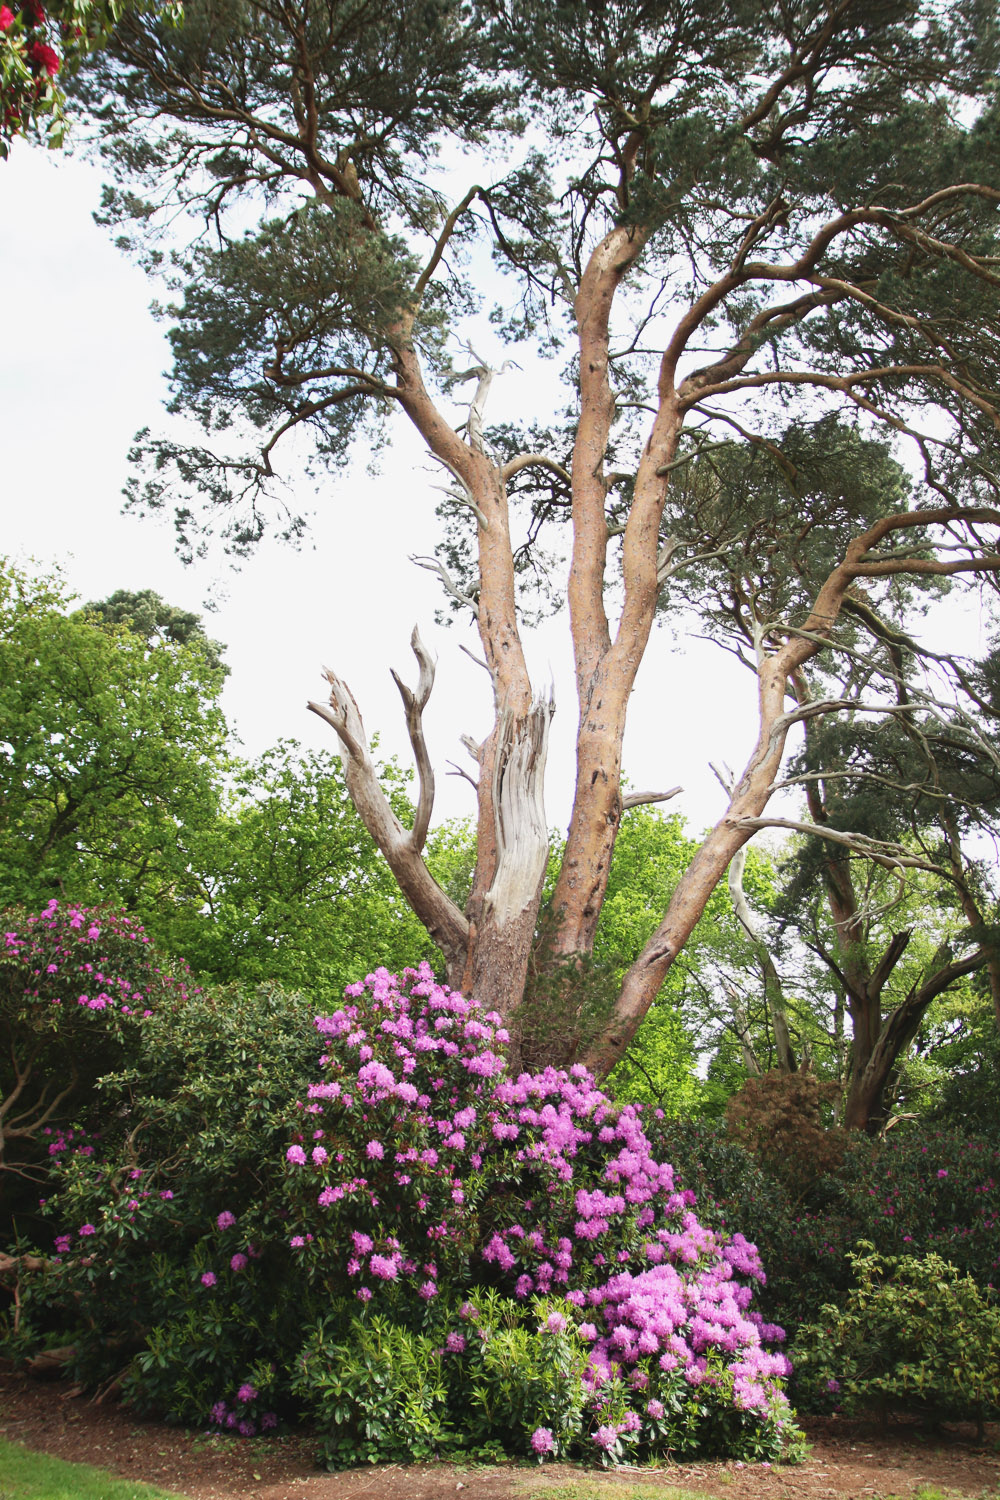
[530,1427,555,1455]
[276,961,795,1454]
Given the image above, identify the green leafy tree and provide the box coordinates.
[158,740,442,993]
[752,649,1000,1131]
[63,0,1000,1075]
[0,559,227,917]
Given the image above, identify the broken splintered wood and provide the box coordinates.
[307,655,470,966]
[485,693,554,927]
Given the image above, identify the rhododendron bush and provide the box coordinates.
[0,899,190,1203]
[15,964,801,1465]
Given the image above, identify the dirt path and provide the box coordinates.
[1,1366,997,1500]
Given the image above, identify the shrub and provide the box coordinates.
[726,1070,847,1200]
[648,1117,1000,1360]
[277,965,799,1463]
[295,1313,455,1466]
[19,964,802,1465]
[0,900,191,1225]
[793,1247,1000,1438]
[829,1129,1000,1292]
[12,981,324,1419]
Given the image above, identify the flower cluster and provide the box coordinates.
[281,964,796,1458]
[3,899,172,1015]
[0,0,63,145]
[0,0,180,153]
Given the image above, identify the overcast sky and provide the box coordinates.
[4,139,988,846]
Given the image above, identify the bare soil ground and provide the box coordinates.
[1,1365,997,1500]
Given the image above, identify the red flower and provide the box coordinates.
[0,6,14,30]
[28,37,59,75]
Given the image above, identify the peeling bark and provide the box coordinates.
[468,693,554,1034]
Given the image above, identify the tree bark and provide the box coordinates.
[465,692,553,1041]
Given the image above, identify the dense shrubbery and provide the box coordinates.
[10,920,997,1450]
[794,1247,1000,1437]
[10,979,323,1409]
[13,964,801,1466]
[1,901,192,1224]
[651,1112,1000,1413]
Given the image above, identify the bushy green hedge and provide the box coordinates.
[647,1113,1000,1401]
[794,1247,1000,1436]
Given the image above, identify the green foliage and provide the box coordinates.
[794,1247,1000,1433]
[644,1117,794,1269]
[459,1290,590,1460]
[78,588,228,674]
[294,1313,452,1467]
[648,1117,1000,1360]
[16,979,324,1418]
[13,967,799,1465]
[0,559,227,919]
[0,559,443,998]
[928,992,1000,1134]
[0,901,191,1218]
[156,741,439,992]
[814,1129,1000,1297]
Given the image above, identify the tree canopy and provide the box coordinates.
[61,0,1000,1109]
[0,560,227,915]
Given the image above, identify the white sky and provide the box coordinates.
[3,140,990,848]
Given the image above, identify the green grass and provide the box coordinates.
[0,1438,192,1500]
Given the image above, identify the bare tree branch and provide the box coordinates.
[389,627,436,853]
[307,664,469,969]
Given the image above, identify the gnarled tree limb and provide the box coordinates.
[307,662,469,974]
[389,627,436,853]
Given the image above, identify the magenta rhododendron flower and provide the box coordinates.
[274,962,797,1458]
[530,1427,554,1454]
